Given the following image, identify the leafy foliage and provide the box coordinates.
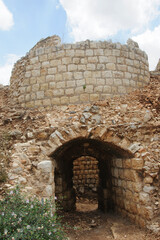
[0,187,67,240]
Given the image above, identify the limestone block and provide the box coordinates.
[67,80,76,87]
[94,86,103,92]
[118,86,127,94]
[25,71,31,78]
[56,81,66,88]
[61,96,69,104]
[66,49,75,57]
[46,75,55,82]
[75,87,83,94]
[70,96,79,103]
[40,83,48,90]
[114,79,122,85]
[90,94,99,101]
[99,56,108,63]
[53,89,64,96]
[131,158,144,169]
[97,64,105,70]
[68,64,77,71]
[48,67,57,74]
[37,91,44,99]
[43,99,51,106]
[50,59,61,67]
[65,88,74,95]
[75,50,85,57]
[80,94,89,102]
[35,100,43,106]
[74,72,83,79]
[112,49,120,56]
[51,97,60,105]
[107,56,116,63]
[62,72,72,81]
[106,63,116,70]
[103,86,112,93]
[26,101,35,108]
[85,85,93,93]
[77,79,85,86]
[37,76,46,83]
[45,185,53,197]
[30,56,39,64]
[88,57,98,63]
[94,49,104,55]
[87,64,96,70]
[78,64,86,71]
[85,49,93,56]
[58,65,66,73]
[42,61,50,68]
[32,69,40,77]
[62,57,72,65]
[39,54,48,62]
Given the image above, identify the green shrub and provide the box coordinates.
[0,187,67,240]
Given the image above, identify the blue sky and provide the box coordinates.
[0,0,160,85]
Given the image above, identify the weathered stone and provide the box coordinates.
[37,161,52,173]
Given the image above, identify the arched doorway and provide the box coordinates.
[51,137,132,212]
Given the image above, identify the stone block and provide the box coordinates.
[62,57,72,65]
[74,72,83,79]
[51,98,60,105]
[87,64,96,70]
[68,64,77,71]
[39,54,48,62]
[70,96,79,103]
[67,80,76,87]
[80,94,89,102]
[90,94,100,101]
[103,86,111,93]
[88,57,98,63]
[131,158,144,169]
[85,49,93,56]
[58,65,66,72]
[32,69,40,77]
[106,63,116,70]
[77,79,85,86]
[56,81,66,88]
[65,88,74,95]
[43,99,51,106]
[46,75,55,82]
[118,86,127,94]
[75,50,85,57]
[63,72,73,80]
[94,49,104,55]
[60,96,69,104]
[50,59,61,67]
[53,89,64,96]
[66,49,75,57]
[38,161,52,173]
[42,61,50,68]
[37,91,44,99]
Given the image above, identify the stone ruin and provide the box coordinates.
[0,36,160,234]
[10,36,149,109]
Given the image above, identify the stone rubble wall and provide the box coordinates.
[10,36,149,108]
[73,156,99,195]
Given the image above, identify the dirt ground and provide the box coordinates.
[61,199,159,240]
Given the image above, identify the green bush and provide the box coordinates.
[0,187,67,240]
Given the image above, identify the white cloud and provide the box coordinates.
[59,0,160,41]
[0,0,14,30]
[0,54,20,86]
[133,25,160,70]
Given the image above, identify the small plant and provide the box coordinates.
[83,84,86,90]
[0,186,67,239]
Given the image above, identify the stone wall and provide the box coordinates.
[73,156,99,196]
[10,36,149,108]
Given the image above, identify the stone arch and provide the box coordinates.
[48,126,134,212]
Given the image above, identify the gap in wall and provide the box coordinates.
[73,156,99,212]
